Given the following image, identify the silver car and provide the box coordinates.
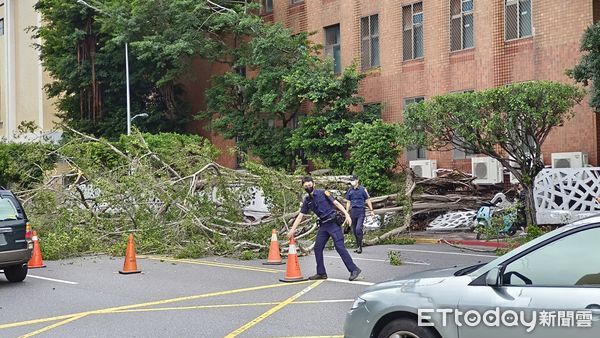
[344,216,600,338]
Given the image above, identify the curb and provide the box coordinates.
[413,237,511,248]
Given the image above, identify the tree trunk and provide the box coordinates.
[524,185,536,226]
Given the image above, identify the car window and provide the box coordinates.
[503,227,600,287]
[0,198,19,221]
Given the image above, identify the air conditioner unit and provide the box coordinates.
[551,152,588,169]
[409,160,437,178]
[471,157,503,185]
[507,154,544,185]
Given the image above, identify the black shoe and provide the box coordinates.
[354,246,363,254]
[349,268,362,281]
[308,273,328,280]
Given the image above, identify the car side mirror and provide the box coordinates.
[485,267,502,287]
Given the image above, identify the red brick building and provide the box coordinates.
[188,0,600,171]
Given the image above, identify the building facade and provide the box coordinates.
[0,0,59,141]
[255,0,600,172]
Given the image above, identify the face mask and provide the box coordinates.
[304,186,314,194]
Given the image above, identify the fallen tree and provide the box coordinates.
[12,130,504,258]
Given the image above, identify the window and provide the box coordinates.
[364,103,382,119]
[0,19,4,36]
[261,0,273,13]
[505,0,532,40]
[403,3,424,60]
[453,135,475,159]
[503,227,600,287]
[325,24,341,74]
[404,97,426,160]
[450,0,473,51]
[0,198,18,221]
[360,15,380,70]
[290,0,304,5]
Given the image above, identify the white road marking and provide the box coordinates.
[396,248,496,258]
[325,255,385,262]
[324,255,431,266]
[402,261,431,266]
[28,275,79,285]
[326,278,374,286]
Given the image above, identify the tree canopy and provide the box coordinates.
[35,0,261,137]
[570,21,600,112]
[401,81,585,224]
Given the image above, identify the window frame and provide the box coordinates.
[504,0,533,41]
[450,0,474,51]
[324,24,342,74]
[290,0,304,5]
[261,0,273,14]
[360,14,380,70]
[403,2,424,61]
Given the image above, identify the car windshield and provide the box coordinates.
[0,198,20,221]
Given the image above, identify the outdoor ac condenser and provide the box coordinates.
[551,152,588,169]
[507,154,544,184]
[409,160,437,178]
[471,157,503,185]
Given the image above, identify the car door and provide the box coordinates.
[0,195,27,252]
[457,225,600,338]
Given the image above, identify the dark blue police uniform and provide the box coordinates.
[345,186,370,246]
[301,189,358,275]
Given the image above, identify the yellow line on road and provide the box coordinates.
[19,314,89,338]
[111,302,276,313]
[224,281,325,338]
[107,299,354,314]
[0,282,305,330]
[148,256,281,274]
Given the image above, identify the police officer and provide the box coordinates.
[288,176,362,281]
[345,175,374,254]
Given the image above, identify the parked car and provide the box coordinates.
[0,188,33,282]
[345,216,600,338]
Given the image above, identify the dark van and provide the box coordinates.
[0,188,33,282]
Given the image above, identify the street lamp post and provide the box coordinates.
[76,0,132,135]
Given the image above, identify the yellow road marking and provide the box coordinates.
[111,302,276,313]
[0,282,305,330]
[19,314,88,338]
[148,256,281,274]
[107,299,354,314]
[224,280,325,338]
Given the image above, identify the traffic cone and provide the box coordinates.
[263,229,285,265]
[28,231,46,269]
[119,234,141,275]
[279,238,308,283]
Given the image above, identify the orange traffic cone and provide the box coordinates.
[28,231,46,269]
[279,237,308,283]
[263,229,285,265]
[119,234,141,274]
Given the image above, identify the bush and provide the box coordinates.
[347,120,403,194]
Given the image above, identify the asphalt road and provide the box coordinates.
[0,243,496,338]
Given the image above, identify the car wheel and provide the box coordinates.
[4,264,28,282]
[378,318,437,338]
